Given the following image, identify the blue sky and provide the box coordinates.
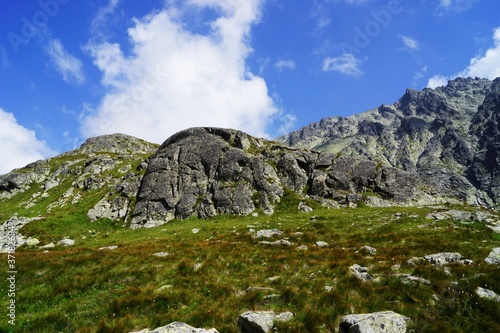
[0,0,499,174]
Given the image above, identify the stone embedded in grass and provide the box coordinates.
[349,264,373,282]
[238,311,294,333]
[153,252,170,257]
[258,239,293,246]
[298,202,313,212]
[99,245,118,250]
[359,245,377,256]
[475,287,500,302]
[58,238,75,246]
[424,252,472,266]
[192,228,200,234]
[396,274,431,285]
[339,311,410,333]
[316,241,329,247]
[129,321,219,333]
[255,229,283,238]
[484,247,500,264]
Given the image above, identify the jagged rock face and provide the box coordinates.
[277,77,500,209]
[131,127,440,229]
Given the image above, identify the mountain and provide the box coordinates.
[277,77,500,210]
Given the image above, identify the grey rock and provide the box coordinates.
[0,215,44,252]
[255,229,283,239]
[359,245,377,256]
[339,311,410,333]
[475,287,500,302]
[350,264,373,282]
[484,247,500,264]
[129,321,219,333]
[238,311,294,333]
[424,252,472,266]
[397,274,431,285]
[316,241,329,247]
[58,238,75,246]
[298,202,313,212]
[87,196,129,222]
[259,239,293,246]
[132,127,437,228]
[99,245,118,250]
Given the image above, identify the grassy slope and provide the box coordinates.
[2,195,499,333]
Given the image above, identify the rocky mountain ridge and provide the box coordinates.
[278,77,500,209]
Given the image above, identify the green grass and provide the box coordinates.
[1,204,498,333]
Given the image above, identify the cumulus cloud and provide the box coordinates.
[45,39,85,84]
[427,27,500,88]
[82,0,288,142]
[322,53,363,76]
[0,108,56,174]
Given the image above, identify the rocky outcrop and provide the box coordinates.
[131,127,440,228]
[278,77,500,209]
[339,311,410,333]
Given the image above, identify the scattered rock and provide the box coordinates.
[39,243,55,249]
[192,228,200,234]
[297,245,308,250]
[259,239,293,246]
[58,238,75,246]
[407,257,427,266]
[316,241,329,247]
[475,287,500,302]
[238,311,294,333]
[153,252,170,257]
[484,248,500,264]
[424,252,472,266]
[129,321,219,333]
[339,311,410,333]
[298,202,313,213]
[26,238,40,246]
[255,229,283,239]
[359,245,377,256]
[99,245,118,250]
[397,274,431,285]
[349,264,373,282]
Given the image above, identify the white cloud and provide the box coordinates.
[399,35,419,50]
[82,0,288,143]
[275,59,296,71]
[46,39,85,84]
[427,27,500,88]
[323,53,363,76]
[0,108,56,174]
[91,0,122,41]
[439,0,476,12]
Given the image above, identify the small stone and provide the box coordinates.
[26,238,40,246]
[238,311,294,333]
[192,228,200,234]
[316,241,329,247]
[359,245,377,256]
[255,229,283,239]
[58,238,75,246]
[153,252,170,257]
[476,287,500,302]
[339,311,410,333]
[485,247,500,264]
[99,245,118,250]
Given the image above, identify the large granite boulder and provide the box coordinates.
[131,127,436,228]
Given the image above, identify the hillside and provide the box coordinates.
[278,77,500,210]
[0,86,499,331]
